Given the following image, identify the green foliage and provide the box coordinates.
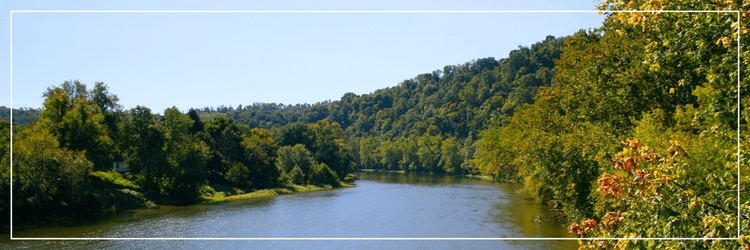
[0,106,41,126]
[276,144,314,177]
[469,0,747,248]
[0,120,10,226]
[274,121,355,178]
[439,137,461,174]
[309,161,340,187]
[225,161,252,188]
[88,171,138,189]
[242,128,279,188]
[202,116,247,183]
[37,80,118,171]
[309,120,355,177]
[161,107,211,202]
[288,165,305,185]
[123,106,168,190]
[12,129,93,209]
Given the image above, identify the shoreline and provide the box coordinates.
[8,177,357,234]
[202,182,355,203]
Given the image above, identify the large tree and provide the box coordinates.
[37,81,118,171]
[161,107,211,201]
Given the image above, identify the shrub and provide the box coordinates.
[309,162,340,187]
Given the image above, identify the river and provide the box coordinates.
[1,171,578,249]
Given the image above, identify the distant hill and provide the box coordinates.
[0,106,41,127]
[197,35,566,141]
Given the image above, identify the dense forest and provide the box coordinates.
[0,106,40,126]
[190,35,565,175]
[470,1,748,249]
[0,80,355,228]
[2,0,749,248]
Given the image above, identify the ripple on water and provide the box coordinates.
[3,171,577,249]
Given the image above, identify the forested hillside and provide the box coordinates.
[196,35,566,174]
[0,36,566,229]
[2,0,749,247]
[0,106,40,126]
[470,1,749,249]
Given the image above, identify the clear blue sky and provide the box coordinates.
[4,0,606,113]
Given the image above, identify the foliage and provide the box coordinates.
[37,80,118,171]
[571,139,738,249]
[12,129,93,210]
[0,106,41,126]
[122,106,168,190]
[464,0,748,248]
[161,107,211,201]
[225,161,252,188]
[0,120,10,226]
[241,128,279,188]
[288,165,305,185]
[88,171,139,189]
[276,144,313,173]
[309,161,341,187]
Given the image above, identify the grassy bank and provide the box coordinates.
[201,182,355,203]
[89,171,357,208]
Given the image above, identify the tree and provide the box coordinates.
[310,120,355,178]
[241,128,279,188]
[309,162,340,187]
[161,107,210,201]
[123,106,167,190]
[12,129,92,210]
[276,144,313,178]
[0,120,11,225]
[203,116,245,183]
[225,161,251,188]
[37,81,116,171]
[439,137,461,174]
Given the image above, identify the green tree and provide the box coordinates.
[0,120,11,226]
[439,137,462,174]
[309,161,340,187]
[310,120,355,178]
[276,144,313,177]
[225,161,251,188]
[123,106,167,190]
[203,116,246,183]
[242,128,279,188]
[161,107,210,201]
[38,81,116,171]
[359,137,380,170]
[12,129,93,210]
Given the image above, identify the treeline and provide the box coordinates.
[195,35,566,174]
[0,106,40,126]
[470,1,748,249]
[0,81,355,226]
[3,36,566,177]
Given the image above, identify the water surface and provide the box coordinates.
[1,171,578,249]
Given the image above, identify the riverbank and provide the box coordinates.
[360,169,512,183]
[201,182,355,203]
[4,171,577,250]
[9,171,356,231]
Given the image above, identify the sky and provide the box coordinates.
[3,0,607,113]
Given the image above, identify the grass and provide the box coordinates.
[88,171,139,189]
[88,171,151,204]
[89,171,356,206]
[201,182,355,203]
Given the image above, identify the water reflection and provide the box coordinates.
[2,171,578,249]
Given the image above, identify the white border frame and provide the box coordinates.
[8,9,742,241]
